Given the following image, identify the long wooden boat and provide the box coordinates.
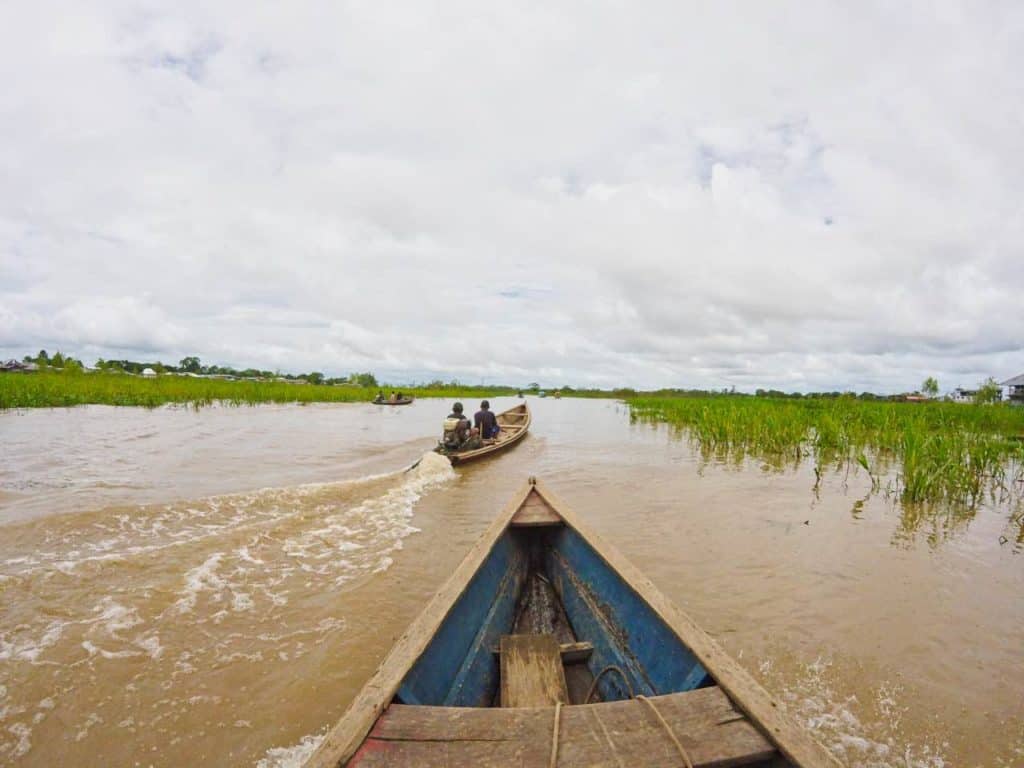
[374,396,414,406]
[436,403,530,466]
[306,478,840,768]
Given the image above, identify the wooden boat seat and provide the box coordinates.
[499,634,569,708]
[349,685,777,767]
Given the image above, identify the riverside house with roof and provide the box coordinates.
[951,387,979,403]
[1002,373,1024,405]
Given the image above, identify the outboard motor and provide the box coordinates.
[442,417,463,449]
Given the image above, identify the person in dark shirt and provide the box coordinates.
[474,400,500,439]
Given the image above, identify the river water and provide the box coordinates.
[0,398,1021,767]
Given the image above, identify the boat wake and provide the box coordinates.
[759,654,951,768]
[257,732,326,768]
[0,451,454,765]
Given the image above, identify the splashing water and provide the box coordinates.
[0,451,454,765]
[755,653,951,768]
[257,732,326,768]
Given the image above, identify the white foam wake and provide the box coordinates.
[0,451,456,764]
[256,732,326,768]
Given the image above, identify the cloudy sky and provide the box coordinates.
[2,2,1022,392]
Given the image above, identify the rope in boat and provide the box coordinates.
[548,663,692,765]
[637,694,695,768]
[584,664,635,704]
[548,701,562,768]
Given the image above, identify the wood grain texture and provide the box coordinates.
[558,641,593,664]
[499,634,569,708]
[351,685,776,767]
[511,491,563,526]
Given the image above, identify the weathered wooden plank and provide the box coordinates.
[371,685,743,740]
[559,641,593,664]
[500,634,569,708]
[530,480,840,768]
[509,508,561,526]
[351,737,545,766]
[304,482,535,768]
[353,686,777,767]
[489,642,592,668]
[511,492,562,526]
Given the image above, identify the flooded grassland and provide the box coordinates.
[1,399,1022,766]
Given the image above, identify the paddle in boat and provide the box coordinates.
[305,478,840,768]
[435,403,530,466]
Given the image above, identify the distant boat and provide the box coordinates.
[305,478,840,768]
[373,395,414,406]
[435,403,530,466]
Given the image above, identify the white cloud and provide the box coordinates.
[1,1,1022,392]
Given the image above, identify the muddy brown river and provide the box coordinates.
[1,398,1021,766]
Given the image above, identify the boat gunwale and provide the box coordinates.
[304,481,534,768]
[304,478,841,768]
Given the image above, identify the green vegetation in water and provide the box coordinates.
[629,395,1024,506]
[0,370,519,410]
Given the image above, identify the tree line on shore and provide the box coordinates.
[10,351,1007,404]
[20,350,378,388]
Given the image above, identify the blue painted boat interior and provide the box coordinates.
[394,523,710,708]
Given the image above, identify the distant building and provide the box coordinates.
[1002,373,1024,405]
[950,387,977,403]
[141,367,157,377]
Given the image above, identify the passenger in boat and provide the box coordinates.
[460,427,483,451]
[474,400,500,439]
[442,402,471,449]
[374,390,384,404]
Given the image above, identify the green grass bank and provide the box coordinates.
[0,371,517,409]
[629,395,1024,504]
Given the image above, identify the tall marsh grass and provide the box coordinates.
[0,371,515,410]
[630,396,1024,506]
